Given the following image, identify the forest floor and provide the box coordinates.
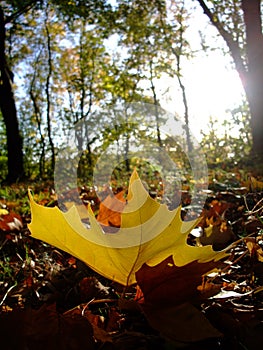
[0,168,263,350]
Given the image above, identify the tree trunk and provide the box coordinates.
[0,6,24,182]
[149,60,162,147]
[44,7,55,174]
[197,0,263,161]
[241,0,263,160]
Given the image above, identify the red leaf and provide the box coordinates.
[136,256,224,343]
[0,212,23,232]
[135,256,220,306]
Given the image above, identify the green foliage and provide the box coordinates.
[0,258,15,283]
[0,114,7,181]
[200,101,252,166]
[209,0,245,42]
[52,0,111,23]
[0,0,253,181]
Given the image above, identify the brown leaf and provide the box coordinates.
[142,302,222,342]
[207,199,230,218]
[0,304,95,350]
[65,306,112,343]
[199,199,231,228]
[118,298,141,312]
[105,307,124,332]
[79,277,110,302]
[245,237,263,262]
[136,256,221,306]
[249,176,263,191]
[135,256,225,343]
[26,304,95,350]
[0,309,27,350]
[197,277,222,299]
[205,304,263,349]
[200,224,236,250]
[83,309,113,343]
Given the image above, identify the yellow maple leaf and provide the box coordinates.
[28,170,227,285]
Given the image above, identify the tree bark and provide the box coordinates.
[241,0,263,159]
[197,0,263,161]
[0,5,24,182]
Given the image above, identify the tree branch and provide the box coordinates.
[4,1,39,24]
[196,0,248,83]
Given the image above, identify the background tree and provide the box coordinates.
[0,0,112,182]
[196,0,263,161]
[1,0,254,182]
[59,18,109,157]
[157,0,193,153]
[0,1,34,182]
[17,1,67,179]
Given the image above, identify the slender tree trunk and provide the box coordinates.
[77,19,94,166]
[173,2,193,154]
[159,0,193,154]
[124,106,130,172]
[0,5,24,182]
[175,66,192,154]
[44,8,55,173]
[170,44,193,154]
[29,79,46,177]
[149,59,162,147]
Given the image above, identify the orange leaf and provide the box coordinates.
[96,190,126,227]
[245,237,263,262]
[0,211,23,232]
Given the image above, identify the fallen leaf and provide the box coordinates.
[96,190,126,227]
[0,208,9,215]
[245,237,263,262]
[65,307,112,343]
[84,310,112,343]
[197,277,222,299]
[205,199,230,219]
[201,224,236,250]
[79,276,110,302]
[142,302,222,342]
[211,289,253,299]
[135,256,225,344]
[0,211,23,232]
[0,304,95,350]
[28,170,228,286]
[135,255,221,306]
[249,176,263,191]
[105,307,124,332]
[205,304,263,350]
